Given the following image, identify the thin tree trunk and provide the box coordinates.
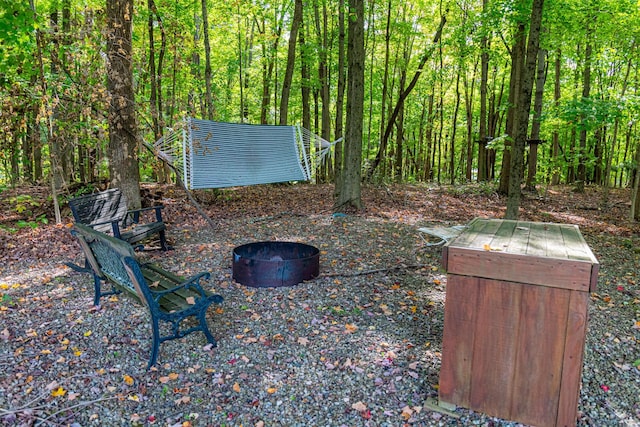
[505,0,544,219]
[551,49,561,185]
[524,47,547,192]
[201,0,214,120]
[314,0,331,140]
[334,0,346,192]
[498,24,525,196]
[463,60,477,181]
[423,92,434,181]
[257,10,283,124]
[576,39,592,193]
[450,70,461,184]
[279,0,303,125]
[602,56,632,206]
[365,13,447,181]
[335,0,364,211]
[477,0,489,182]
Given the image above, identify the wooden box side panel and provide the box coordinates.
[440,275,587,427]
[468,278,523,417]
[556,290,590,427]
[439,274,480,407]
[446,248,594,291]
[509,285,571,426]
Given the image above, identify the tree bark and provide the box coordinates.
[334,0,365,211]
[524,47,547,192]
[477,0,489,182]
[551,49,561,185]
[575,39,592,193]
[106,0,141,209]
[603,57,632,207]
[201,0,214,120]
[498,24,525,196]
[279,0,303,125]
[333,0,346,193]
[314,0,331,141]
[505,0,544,219]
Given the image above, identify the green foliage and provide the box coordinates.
[0,0,638,193]
[16,216,48,230]
[8,194,40,216]
[448,182,497,197]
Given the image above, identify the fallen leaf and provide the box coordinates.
[233,382,241,392]
[123,375,134,386]
[186,296,196,305]
[297,336,310,346]
[351,401,367,412]
[401,405,413,420]
[51,387,66,397]
[345,323,358,333]
[174,396,191,405]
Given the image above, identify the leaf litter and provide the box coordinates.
[0,183,639,425]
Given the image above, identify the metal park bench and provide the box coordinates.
[71,223,224,369]
[69,188,170,251]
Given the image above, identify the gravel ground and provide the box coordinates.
[1,185,639,426]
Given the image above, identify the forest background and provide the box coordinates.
[1,0,640,219]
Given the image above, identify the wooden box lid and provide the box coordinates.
[442,218,599,292]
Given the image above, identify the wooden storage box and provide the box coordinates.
[439,218,599,427]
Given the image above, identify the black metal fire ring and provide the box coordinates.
[232,241,320,288]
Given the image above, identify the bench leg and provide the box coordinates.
[198,310,217,347]
[90,272,122,307]
[65,258,92,274]
[148,318,162,370]
[159,229,172,251]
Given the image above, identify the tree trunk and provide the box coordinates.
[279,0,303,125]
[202,0,214,120]
[477,0,490,182]
[423,92,434,181]
[334,0,364,212]
[365,13,447,181]
[505,0,544,219]
[106,0,141,209]
[575,39,592,193]
[524,47,546,192]
[257,10,283,124]
[463,60,477,181]
[314,0,331,141]
[551,49,561,185]
[498,24,525,196]
[300,21,311,130]
[333,0,346,192]
[602,56,631,206]
[449,70,461,184]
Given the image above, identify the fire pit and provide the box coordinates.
[232,241,320,288]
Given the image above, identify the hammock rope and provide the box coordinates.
[154,118,337,190]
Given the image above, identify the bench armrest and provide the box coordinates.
[126,205,165,224]
[81,218,123,237]
[149,272,211,303]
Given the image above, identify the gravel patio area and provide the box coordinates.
[1,184,639,426]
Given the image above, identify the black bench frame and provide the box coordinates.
[69,188,170,248]
[71,223,223,369]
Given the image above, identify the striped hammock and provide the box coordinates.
[154,118,336,190]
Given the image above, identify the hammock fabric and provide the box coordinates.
[154,118,334,190]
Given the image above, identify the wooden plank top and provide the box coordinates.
[443,218,599,292]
